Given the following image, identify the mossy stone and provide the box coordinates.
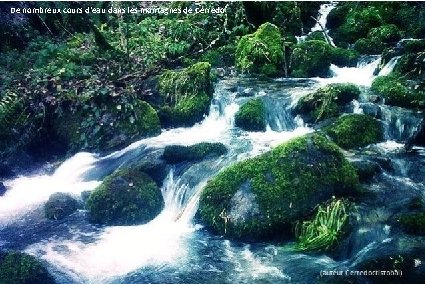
[0,251,55,284]
[86,168,164,225]
[331,48,360,67]
[235,22,284,76]
[158,62,213,127]
[235,98,266,131]
[290,40,333,78]
[162,143,227,164]
[295,83,360,122]
[324,114,383,149]
[44,193,79,220]
[398,212,425,235]
[198,134,359,240]
[371,74,425,108]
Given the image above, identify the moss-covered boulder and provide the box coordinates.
[0,251,56,284]
[331,48,360,67]
[55,98,161,152]
[162,143,227,164]
[398,212,425,235]
[354,24,402,55]
[158,62,213,127]
[290,40,333,77]
[235,98,266,131]
[295,83,360,122]
[44,193,80,220]
[235,23,284,76]
[354,38,384,55]
[87,168,164,225]
[305,31,327,42]
[198,134,359,240]
[371,74,425,108]
[324,114,383,149]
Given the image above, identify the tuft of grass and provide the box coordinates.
[295,198,349,251]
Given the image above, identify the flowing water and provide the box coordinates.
[2,4,425,284]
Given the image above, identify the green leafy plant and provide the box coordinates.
[295,198,349,251]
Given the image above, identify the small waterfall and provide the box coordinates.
[378,56,401,76]
[318,56,381,86]
[380,106,423,142]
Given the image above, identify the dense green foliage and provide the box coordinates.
[0,251,55,284]
[158,62,213,127]
[295,83,360,122]
[198,134,359,240]
[87,168,164,225]
[234,98,266,131]
[235,23,284,76]
[295,199,349,251]
[162,143,227,164]
[44,193,79,220]
[324,114,383,149]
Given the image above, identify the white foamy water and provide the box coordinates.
[378,56,401,77]
[0,153,100,224]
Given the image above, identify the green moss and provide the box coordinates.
[86,168,164,225]
[331,48,360,67]
[305,31,327,42]
[200,45,236,68]
[198,134,359,240]
[162,143,227,164]
[0,251,55,284]
[295,199,349,251]
[398,212,425,235]
[324,114,383,149]
[235,23,284,76]
[44,193,79,220]
[326,5,350,30]
[354,38,384,55]
[295,83,360,122]
[371,74,425,108]
[235,98,266,131]
[159,62,213,127]
[290,40,333,78]
[368,24,402,44]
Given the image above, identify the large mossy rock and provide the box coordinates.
[87,168,164,225]
[163,143,227,164]
[44,193,80,220]
[398,212,425,235]
[0,251,56,284]
[371,75,425,109]
[354,24,402,55]
[324,114,383,150]
[235,98,266,131]
[295,83,360,122]
[158,62,213,127]
[55,98,161,152]
[235,23,284,77]
[290,40,333,77]
[198,134,359,240]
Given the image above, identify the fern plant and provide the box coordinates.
[295,198,349,251]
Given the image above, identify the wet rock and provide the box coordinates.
[198,134,360,240]
[162,143,227,164]
[44,192,80,220]
[362,103,382,119]
[0,182,6,196]
[351,159,382,182]
[405,119,425,150]
[235,87,256,98]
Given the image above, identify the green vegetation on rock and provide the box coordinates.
[235,23,284,76]
[295,83,360,122]
[44,193,79,220]
[290,40,333,78]
[158,62,213,127]
[235,98,266,131]
[398,212,425,235]
[371,74,425,108]
[198,134,359,240]
[324,114,383,149]
[0,251,55,284]
[87,168,164,225]
[295,198,349,251]
[162,143,227,164]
